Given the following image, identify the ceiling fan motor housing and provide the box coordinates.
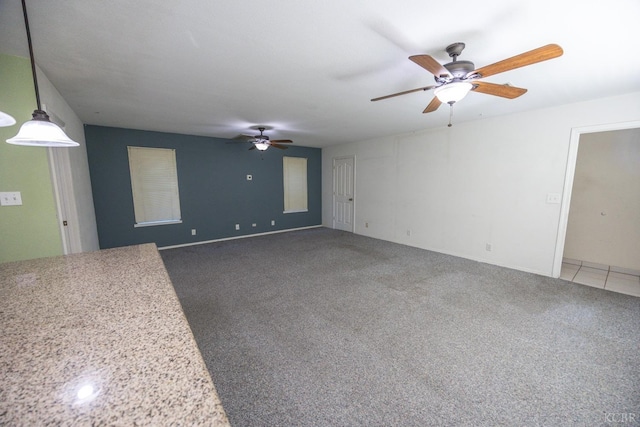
[256,127,269,141]
[439,42,475,82]
[443,60,475,79]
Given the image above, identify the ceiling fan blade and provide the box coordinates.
[409,55,452,78]
[471,44,563,79]
[472,81,528,99]
[371,85,435,102]
[423,97,442,113]
[270,139,293,143]
[228,134,254,143]
[248,145,256,150]
[270,143,288,150]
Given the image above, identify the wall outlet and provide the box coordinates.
[252,223,256,227]
[546,193,561,204]
[0,191,22,206]
[486,243,492,252]
[271,220,275,226]
[235,224,240,230]
[191,229,196,236]
[365,222,369,228]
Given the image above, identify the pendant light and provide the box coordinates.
[0,111,16,127]
[6,0,78,147]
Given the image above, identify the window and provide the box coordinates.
[283,156,308,213]
[127,146,182,227]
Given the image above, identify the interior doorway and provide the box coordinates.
[553,120,640,290]
[332,155,355,232]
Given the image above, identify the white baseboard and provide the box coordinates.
[158,225,323,250]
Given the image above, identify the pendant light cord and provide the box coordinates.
[21,0,42,111]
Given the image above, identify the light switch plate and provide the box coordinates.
[0,192,22,206]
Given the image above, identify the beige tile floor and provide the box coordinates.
[560,258,640,297]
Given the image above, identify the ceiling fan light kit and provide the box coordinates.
[372,42,563,126]
[254,142,270,151]
[7,0,79,148]
[434,81,473,104]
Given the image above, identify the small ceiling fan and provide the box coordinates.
[371,42,563,125]
[238,127,293,151]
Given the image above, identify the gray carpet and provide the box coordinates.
[161,228,640,426]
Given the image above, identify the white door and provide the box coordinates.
[48,147,74,254]
[333,156,355,232]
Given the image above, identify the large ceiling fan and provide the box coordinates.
[238,127,293,151]
[372,42,563,125]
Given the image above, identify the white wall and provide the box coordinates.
[563,128,640,270]
[38,66,100,253]
[322,91,640,277]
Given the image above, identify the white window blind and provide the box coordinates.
[283,156,308,213]
[127,146,182,227]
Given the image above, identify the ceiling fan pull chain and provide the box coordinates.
[448,102,454,127]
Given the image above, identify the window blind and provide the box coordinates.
[283,156,308,213]
[127,146,182,227]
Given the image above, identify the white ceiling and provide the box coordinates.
[1,0,639,148]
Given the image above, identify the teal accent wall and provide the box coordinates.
[85,125,321,249]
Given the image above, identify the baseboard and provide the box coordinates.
[158,225,324,250]
[354,231,551,277]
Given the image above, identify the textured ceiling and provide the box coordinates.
[1,0,639,147]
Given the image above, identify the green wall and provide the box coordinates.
[0,54,63,262]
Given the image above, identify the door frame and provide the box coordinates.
[552,119,640,277]
[332,155,356,232]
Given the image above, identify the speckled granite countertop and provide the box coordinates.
[0,243,230,426]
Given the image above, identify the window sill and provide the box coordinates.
[283,209,308,214]
[134,220,182,228]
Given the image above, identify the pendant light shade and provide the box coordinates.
[7,0,79,148]
[7,110,79,147]
[0,111,16,127]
